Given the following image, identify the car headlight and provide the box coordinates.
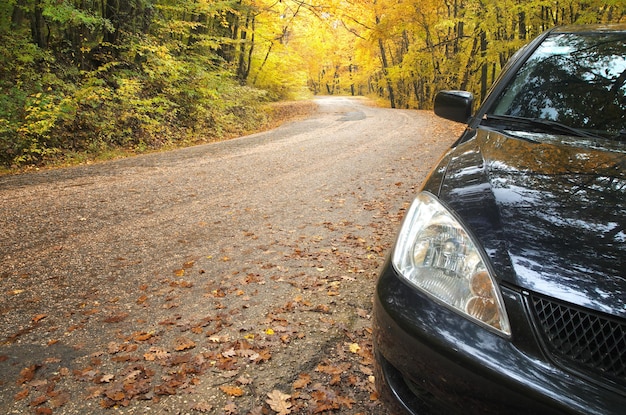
[392,192,511,336]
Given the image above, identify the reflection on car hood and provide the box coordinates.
[438,129,626,317]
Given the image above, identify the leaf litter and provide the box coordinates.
[2,200,393,414]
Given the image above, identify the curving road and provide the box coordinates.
[0,96,463,414]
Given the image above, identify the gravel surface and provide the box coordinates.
[0,96,463,414]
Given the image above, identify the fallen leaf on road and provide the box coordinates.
[292,373,310,389]
[17,365,38,384]
[132,332,153,342]
[224,401,238,414]
[190,401,213,412]
[220,385,244,397]
[29,395,48,406]
[236,375,252,385]
[102,313,129,323]
[174,337,196,351]
[14,389,29,401]
[266,389,291,415]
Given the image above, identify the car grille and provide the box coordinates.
[530,295,626,389]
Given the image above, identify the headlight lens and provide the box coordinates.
[392,192,511,336]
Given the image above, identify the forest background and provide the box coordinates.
[1,0,624,169]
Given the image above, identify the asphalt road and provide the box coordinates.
[0,96,463,414]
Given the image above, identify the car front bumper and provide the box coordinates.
[373,258,625,415]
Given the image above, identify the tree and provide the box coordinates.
[1,0,624,167]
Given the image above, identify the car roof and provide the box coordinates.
[551,24,626,34]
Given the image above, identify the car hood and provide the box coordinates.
[437,129,626,317]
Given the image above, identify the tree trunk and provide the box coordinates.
[236,12,252,84]
[11,0,26,29]
[518,11,526,40]
[375,15,395,108]
[480,31,488,101]
[30,0,45,48]
[378,37,396,108]
[103,0,118,44]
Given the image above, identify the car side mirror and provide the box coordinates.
[434,91,474,124]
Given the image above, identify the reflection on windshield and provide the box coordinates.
[492,33,626,138]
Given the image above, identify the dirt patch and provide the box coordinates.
[262,100,320,129]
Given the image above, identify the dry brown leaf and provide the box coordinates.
[102,313,129,323]
[222,348,237,358]
[124,369,142,382]
[313,304,330,313]
[253,348,271,362]
[266,389,291,415]
[144,347,170,361]
[32,314,47,323]
[29,395,48,407]
[236,375,253,385]
[223,401,238,414]
[155,382,177,396]
[190,401,213,412]
[170,280,193,288]
[219,385,244,397]
[237,349,258,358]
[293,373,310,389]
[336,395,356,409]
[50,391,70,408]
[107,342,122,354]
[174,337,196,351]
[17,365,38,384]
[208,334,229,343]
[132,332,153,342]
[14,389,29,401]
[316,362,350,375]
[85,387,103,400]
[105,390,125,401]
[98,374,114,383]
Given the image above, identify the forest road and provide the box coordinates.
[0,96,463,414]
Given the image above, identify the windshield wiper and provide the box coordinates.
[482,114,602,139]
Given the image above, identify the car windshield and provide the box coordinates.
[490,31,626,140]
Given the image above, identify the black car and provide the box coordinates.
[373,25,626,415]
